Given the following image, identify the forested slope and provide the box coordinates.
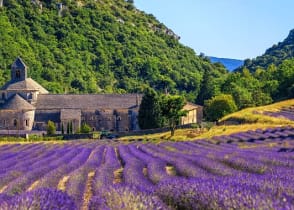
[242,29,294,72]
[0,0,226,103]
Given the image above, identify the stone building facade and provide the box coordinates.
[0,58,202,133]
[181,102,203,125]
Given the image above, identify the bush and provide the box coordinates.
[80,123,91,134]
[46,120,56,135]
[204,94,238,121]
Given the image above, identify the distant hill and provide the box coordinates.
[209,57,243,71]
[241,29,294,72]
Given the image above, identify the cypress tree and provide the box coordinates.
[67,122,70,134]
[61,123,64,135]
[138,88,163,129]
[69,121,73,134]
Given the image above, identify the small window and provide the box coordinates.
[13,119,18,127]
[16,70,21,79]
[1,93,5,100]
[25,120,29,127]
[28,93,33,100]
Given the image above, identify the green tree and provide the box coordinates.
[67,122,70,134]
[69,121,73,134]
[161,95,187,136]
[46,120,56,135]
[80,123,91,133]
[204,94,238,121]
[138,88,163,129]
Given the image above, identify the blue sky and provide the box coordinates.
[135,0,294,60]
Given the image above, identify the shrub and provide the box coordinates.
[46,120,56,135]
[204,94,238,121]
[80,123,91,134]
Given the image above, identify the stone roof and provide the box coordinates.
[183,102,202,111]
[1,78,49,94]
[60,109,81,120]
[36,94,142,110]
[0,94,35,110]
[11,57,27,69]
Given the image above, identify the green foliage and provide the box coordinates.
[236,29,294,102]
[161,95,187,136]
[138,91,187,136]
[46,120,56,135]
[1,0,292,110]
[204,94,238,121]
[222,69,273,109]
[0,0,225,104]
[80,123,91,133]
[61,123,64,135]
[138,88,163,129]
[66,122,70,134]
[69,121,73,134]
[242,29,294,72]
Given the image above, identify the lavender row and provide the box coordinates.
[128,144,171,183]
[2,146,89,195]
[34,147,91,190]
[156,177,293,210]
[140,144,210,178]
[118,145,154,192]
[92,146,122,193]
[65,146,105,209]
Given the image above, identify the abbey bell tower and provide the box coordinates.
[11,57,27,82]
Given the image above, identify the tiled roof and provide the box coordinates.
[0,94,35,110]
[36,94,142,110]
[1,78,49,94]
[183,102,202,110]
[60,109,82,120]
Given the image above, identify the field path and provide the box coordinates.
[82,171,95,210]
[57,175,70,191]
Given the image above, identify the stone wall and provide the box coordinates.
[0,110,35,130]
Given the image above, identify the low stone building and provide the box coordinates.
[180,102,203,125]
[0,58,202,133]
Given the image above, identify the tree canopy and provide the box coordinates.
[138,88,163,129]
[160,95,187,136]
[0,0,226,104]
[204,94,238,122]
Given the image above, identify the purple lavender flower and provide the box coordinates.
[0,188,77,210]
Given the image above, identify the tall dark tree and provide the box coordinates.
[138,88,163,129]
[61,123,64,135]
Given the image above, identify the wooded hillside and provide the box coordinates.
[0,0,226,104]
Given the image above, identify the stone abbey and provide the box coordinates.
[0,58,202,133]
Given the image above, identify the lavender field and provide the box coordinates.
[0,126,294,210]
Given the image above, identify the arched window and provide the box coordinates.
[1,93,5,100]
[13,119,18,127]
[25,120,29,127]
[16,70,21,79]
